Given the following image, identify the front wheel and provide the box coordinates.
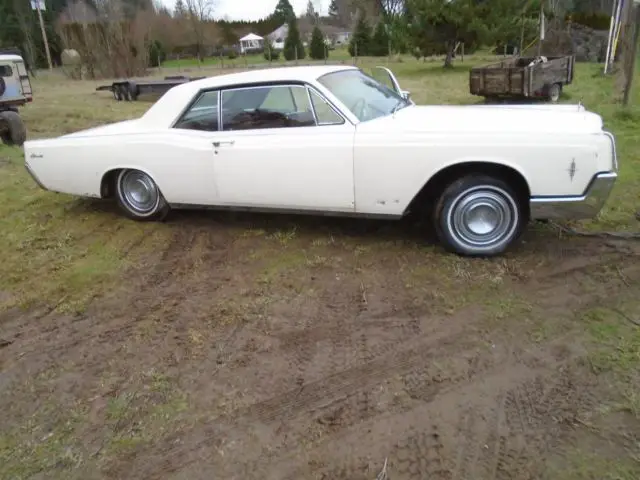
[433,175,525,257]
[115,169,170,221]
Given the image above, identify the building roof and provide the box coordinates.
[239,33,263,41]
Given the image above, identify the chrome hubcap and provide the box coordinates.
[448,187,518,249]
[120,171,158,214]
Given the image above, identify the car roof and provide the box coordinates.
[188,64,357,91]
[0,54,24,62]
[141,64,359,127]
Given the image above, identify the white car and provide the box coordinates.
[23,65,618,256]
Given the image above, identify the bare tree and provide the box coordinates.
[184,0,217,60]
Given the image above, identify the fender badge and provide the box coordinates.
[568,159,577,181]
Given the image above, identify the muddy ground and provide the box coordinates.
[1,205,639,479]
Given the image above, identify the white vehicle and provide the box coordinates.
[0,53,32,146]
[24,65,618,256]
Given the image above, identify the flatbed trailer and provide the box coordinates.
[96,75,205,101]
[469,55,575,103]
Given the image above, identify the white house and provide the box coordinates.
[239,33,264,54]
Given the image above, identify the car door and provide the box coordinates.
[211,83,356,212]
[369,66,414,105]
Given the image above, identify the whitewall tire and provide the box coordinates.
[434,175,524,256]
[115,169,170,221]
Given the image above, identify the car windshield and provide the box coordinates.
[317,69,409,122]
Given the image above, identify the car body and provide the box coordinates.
[23,65,618,256]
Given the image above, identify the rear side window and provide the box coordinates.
[0,65,12,77]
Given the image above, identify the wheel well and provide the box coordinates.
[404,162,531,218]
[100,169,121,198]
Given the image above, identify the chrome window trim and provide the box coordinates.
[305,85,347,126]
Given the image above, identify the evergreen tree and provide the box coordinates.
[348,11,372,57]
[273,0,296,25]
[309,25,327,60]
[283,16,306,60]
[264,40,281,61]
[328,0,339,18]
[174,0,187,17]
[370,21,390,56]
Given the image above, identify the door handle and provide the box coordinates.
[212,140,235,147]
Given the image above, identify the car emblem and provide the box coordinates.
[568,159,577,181]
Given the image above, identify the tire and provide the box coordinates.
[115,169,170,221]
[547,83,562,103]
[0,110,27,146]
[433,175,525,257]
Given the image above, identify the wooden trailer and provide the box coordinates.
[469,55,575,103]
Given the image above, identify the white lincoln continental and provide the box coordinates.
[23,65,618,256]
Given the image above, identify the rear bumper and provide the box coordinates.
[25,160,48,191]
[529,172,617,220]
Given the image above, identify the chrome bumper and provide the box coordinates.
[25,161,47,191]
[529,172,618,220]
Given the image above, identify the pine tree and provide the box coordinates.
[283,16,306,60]
[328,0,338,18]
[348,11,372,57]
[273,0,296,25]
[370,21,390,57]
[309,25,326,60]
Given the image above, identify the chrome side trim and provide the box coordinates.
[603,130,618,171]
[25,161,48,191]
[529,172,617,220]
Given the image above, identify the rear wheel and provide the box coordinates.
[0,110,27,146]
[115,169,170,221]
[433,175,525,257]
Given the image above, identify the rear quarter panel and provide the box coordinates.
[24,131,218,205]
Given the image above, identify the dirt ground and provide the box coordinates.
[2,206,639,479]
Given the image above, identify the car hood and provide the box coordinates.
[359,104,604,134]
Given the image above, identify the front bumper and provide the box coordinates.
[529,171,618,220]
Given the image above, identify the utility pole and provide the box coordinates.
[32,0,53,70]
[621,0,640,105]
[537,0,545,56]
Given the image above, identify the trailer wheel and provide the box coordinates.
[547,83,562,103]
[0,110,27,146]
[112,87,119,101]
[127,82,139,101]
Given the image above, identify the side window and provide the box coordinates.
[221,85,316,131]
[308,89,344,125]
[174,90,219,131]
[0,65,13,77]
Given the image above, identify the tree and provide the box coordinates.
[306,0,319,23]
[273,0,296,25]
[328,0,339,18]
[370,21,390,56]
[309,25,326,59]
[348,10,372,57]
[406,0,487,67]
[283,16,305,60]
[174,0,187,17]
[184,0,217,60]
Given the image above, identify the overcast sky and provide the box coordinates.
[160,0,328,21]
